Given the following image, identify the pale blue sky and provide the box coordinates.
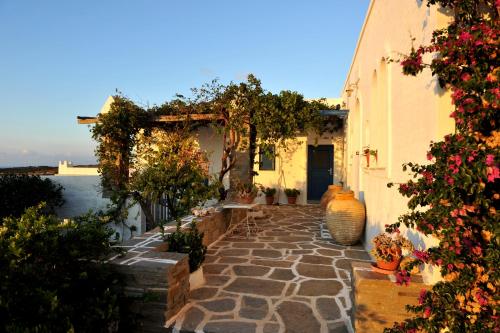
[0,0,369,167]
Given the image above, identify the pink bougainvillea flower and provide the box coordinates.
[414,250,429,262]
[461,73,472,81]
[423,307,432,318]
[486,154,495,166]
[418,289,428,305]
[487,166,499,182]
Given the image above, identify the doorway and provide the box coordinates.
[307,145,334,201]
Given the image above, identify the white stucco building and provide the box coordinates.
[341,0,455,283]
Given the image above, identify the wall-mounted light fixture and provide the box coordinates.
[345,79,360,97]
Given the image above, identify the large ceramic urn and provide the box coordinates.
[320,184,343,209]
[325,190,366,245]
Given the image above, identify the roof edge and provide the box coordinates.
[341,0,375,97]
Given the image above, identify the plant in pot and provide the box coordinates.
[166,222,207,289]
[284,188,300,205]
[362,147,378,167]
[234,180,258,204]
[370,233,414,272]
[261,187,276,205]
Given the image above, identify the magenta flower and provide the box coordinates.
[486,154,495,166]
[487,166,499,182]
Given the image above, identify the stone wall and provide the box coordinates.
[195,208,247,247]
[109,207,247,331]
[351,261,429,333]
[109,233,190,332]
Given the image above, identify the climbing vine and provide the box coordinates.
[384,1,499,332]
[91,76,340,215]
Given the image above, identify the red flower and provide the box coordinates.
[459,32,472,42]
[486,154,495,166]
[419,289,428,305]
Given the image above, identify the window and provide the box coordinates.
[259,145,275,170]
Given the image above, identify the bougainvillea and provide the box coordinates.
[384,1,499,332]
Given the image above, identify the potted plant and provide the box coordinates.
[261,187,276,205]
[362,147,378,167]
[166,222,207,290]
[233,180,258,204]
[284,188,300,204]
[371,233,414,271]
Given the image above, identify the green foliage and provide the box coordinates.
[0,174,64,220]
[0,205,123,332]
[166,222,207,273]
[262,187,277,196]
[384,1,499,332]
[131,130,218,221]
[92,95,152,194]
[284,188,300,197]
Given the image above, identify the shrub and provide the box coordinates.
[0,174,64,220]
[261,187,277,196]
[284,188,300,197]
[0,205,123,332]
[166,222,207,273]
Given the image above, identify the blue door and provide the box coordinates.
[307,145,333,201]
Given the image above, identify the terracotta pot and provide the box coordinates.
[287,196,297,205]
[325,190,366,245]
[265,195,274,205]
[236,196,254,204]
[320,184,343,209]
[376,258,400,271]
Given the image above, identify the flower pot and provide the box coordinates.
[236,196,255,204]
[189,266,205,291]
[320,184,343,209]
[326,190,366,245]
[287,196,297,205]
[265,195,274,205]
[376,258,400,271]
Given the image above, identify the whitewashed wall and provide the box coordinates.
[46,175,144,241]
[253,130,345,205]
[342,0,455,283]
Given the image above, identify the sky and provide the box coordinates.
[0,0,370,167]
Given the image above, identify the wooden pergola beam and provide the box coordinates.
[77,113,223,125]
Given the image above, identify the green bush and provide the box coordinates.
[0,174,64,220]
[284,188,300,197]
[166,222,207,273]
[0,205,123,332]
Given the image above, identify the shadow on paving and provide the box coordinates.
[171,205,371,333]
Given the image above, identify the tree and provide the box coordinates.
[91,75,339,226]
[0,174,64,220]
[189,74,336,199]
[130,129,217,224]
[384,1,499,332]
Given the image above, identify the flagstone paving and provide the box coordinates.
[171,205,371,333]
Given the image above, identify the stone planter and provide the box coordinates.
[189,266,205,291]
[326,190,365,245]
[320,184,343,209]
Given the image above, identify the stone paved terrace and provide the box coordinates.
[171,205,371,333]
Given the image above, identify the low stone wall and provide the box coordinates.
[195,208,247,247]
[351,261,429,333]
[109,232,190,332]
[109,207,247,331]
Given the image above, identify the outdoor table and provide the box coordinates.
[222,202,261,238]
